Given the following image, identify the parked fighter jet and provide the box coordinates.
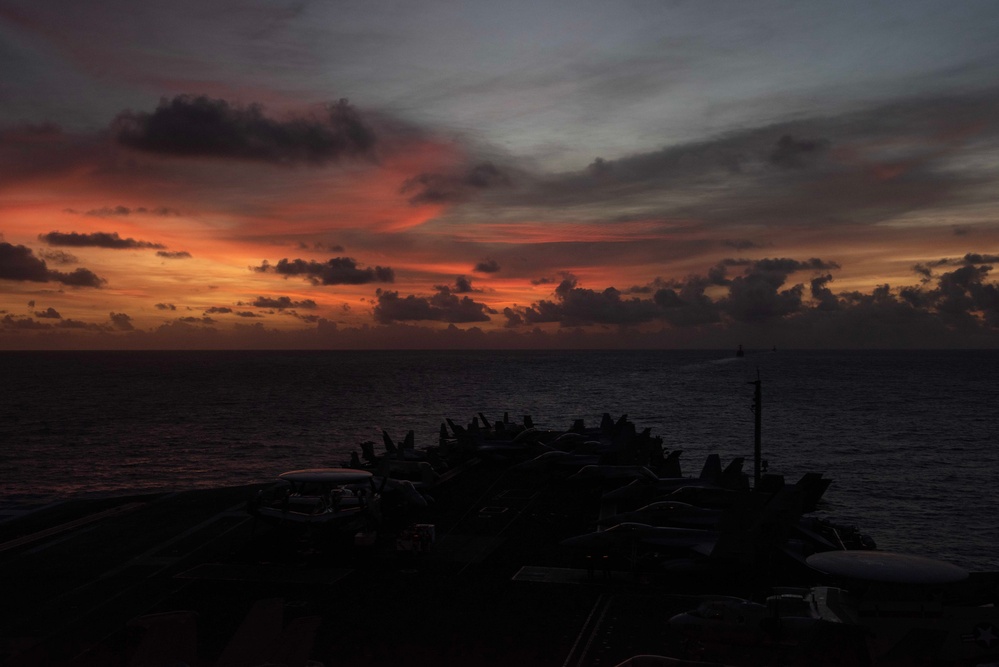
[560,486,805,571]
[510,450,605,475]
[566,464,661,485]
[668,552,999,666]
[601,455,749,506]
[597,500,723,529]
[659,471,832,513]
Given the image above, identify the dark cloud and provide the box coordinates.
[810,274,841,312]
[204,307,233,315]
[440,275,480,294]
[373,285,494,324]
[113,96,376,164]
[401,161,511,204]
[474,258,500,273]
[707,257,839,289]
[934,265,988,317]
[1,244,52,282]
[157,251,192,259]
[913,263,935,282]
[530,272,577,288]
[247,296,319,310]
[653,276,720,327]
[298,241,345,253]
[253,257,394,285]
[721,257,840,273]
[768,134,829,169]
[713,257,837,322]
[912,253,999,282]
[39,231,165,250]
[235,311,261,318]
[962,253,999,264]
[487,89,999,233]
[502,307,524,328]
[0,243,105,287]
[155,303,176,310]
[85,205,131,217]
[722,239,766,250]
[506,256,840,328]
[73,205,182,217]
[37,249,78,264]
[0,313,103,332]
[109,312,134,331]
[34,307,61,319]
[500,252,999,337]
[57,319,101,330]
[1,314,52,330]
[920,264,999,325]
[522,278,660,326]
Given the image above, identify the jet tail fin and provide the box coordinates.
[600,413,614,434]
[446,418,465,437]
[722,457,749,490]
[662,450,683,478]
[699,453,722,483]
[794,472,832,512]
[382,430,398,455]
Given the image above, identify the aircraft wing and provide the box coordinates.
[632,526,719,550]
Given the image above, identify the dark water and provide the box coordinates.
[2,349,997,570]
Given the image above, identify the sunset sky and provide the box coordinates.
[3,0,999,349]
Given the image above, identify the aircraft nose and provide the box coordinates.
[559,534,593,548]
[667,613,700,637]
[560,530,617,549]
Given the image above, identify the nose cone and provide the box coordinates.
[669,612,694,626]
[559,531,605,549]
[667,612,701,639]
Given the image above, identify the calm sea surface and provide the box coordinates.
[2,349,997,570]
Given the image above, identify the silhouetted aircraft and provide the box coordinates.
[566,464,661,485]
[510,450,605,475]
[669,552,999,666]
[597,500,723,529]
[601,455,749,506]
[656,472,831,513]
[561,486,806,571]
[249,468,382,533]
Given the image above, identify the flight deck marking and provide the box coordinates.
[0,501,146,553]
[20,498,254,666]
[562,593,612,667]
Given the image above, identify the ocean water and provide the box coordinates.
[2,349,997,571]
